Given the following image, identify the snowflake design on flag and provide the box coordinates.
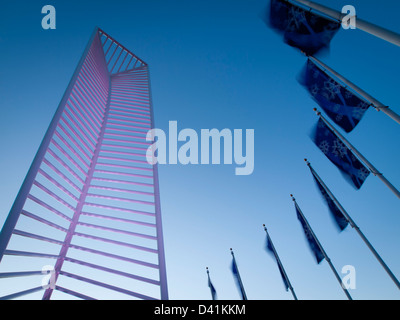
[344,90,354,99]
[336,114,343,122]
[352,102,369,120]
[309,14,319,26]
[332,139,348,159]
[317,120,326,129]
[323,79,342,100]
[333,104,341,112]
[319,140,330,155]
[312,69,320,79]
[357,167,370,181]
[310,84,319,96]
[287,7,307,31]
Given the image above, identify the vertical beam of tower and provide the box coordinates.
[0,28,100,263]
[0,27,168,300]
[147,68,169,300]
[42,40,112,300]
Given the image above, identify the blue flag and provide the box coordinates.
[312,118,370,189]
[295,204,325,264]
[266,0,340,55]
[299,59,370,132]
[265,236,289,291]
[207,272,217,300]
[231,257,247,300]
[310,168,349,231]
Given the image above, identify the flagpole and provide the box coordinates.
[263,225,298,300]
[291,195,353,300]
[315,109,400,200]
[230,248,248,300]
[293,0,400,47]
[305,159,400,290]
[309,55,400,126]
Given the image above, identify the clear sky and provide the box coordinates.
[0,0,399,300]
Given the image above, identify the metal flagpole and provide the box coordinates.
[291,195,353,300]
[305,159,400,290]
[309,55,400,126]
[230,248,248,300]
[315,109,400,200]
[263,225,298,300]
[293,0,400,47]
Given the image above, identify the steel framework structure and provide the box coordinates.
[0,27,168,300]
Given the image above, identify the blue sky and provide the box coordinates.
[0,0,399,300]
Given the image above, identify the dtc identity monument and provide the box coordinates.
[0,28,168,300]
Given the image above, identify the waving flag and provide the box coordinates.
[312,118,370,189]
[206,268,217,300]
[300,59,371,132]
[295,203,325,264]
[266,0,340,55]
[265,236,289,291]
[293,197,353,300]
[231,251,247,300]
[310,167,349,231]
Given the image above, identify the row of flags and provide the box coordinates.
[265,0,400,197]
[206,159,399,300]
[205,0,400,300]
[206,249,248,301]
[266,0,400,295]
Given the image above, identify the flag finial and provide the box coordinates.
[300,50,309,57]
[313,108,321,116]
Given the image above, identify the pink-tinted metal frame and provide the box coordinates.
[0,27,168,300]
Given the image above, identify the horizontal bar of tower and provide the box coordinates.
[59,271,156,300]
[65,257,160,284]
